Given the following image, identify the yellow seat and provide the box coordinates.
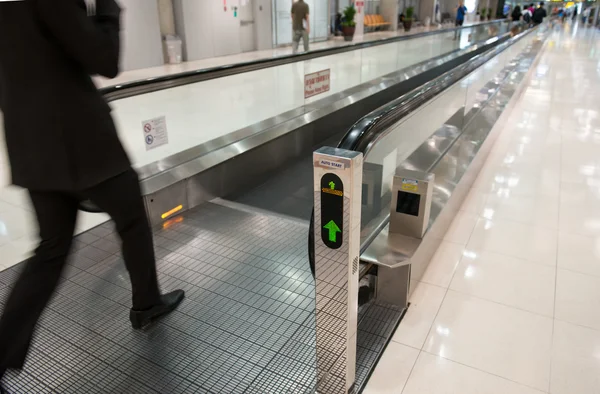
[364,14,391,28]
[376,15,391,26]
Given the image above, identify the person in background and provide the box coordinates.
[583,7,590,24]
[291,0,310,54]
[0,0,185,391]
[523,5,533,24]
[533,1,547,24]
[334,12,343,35]
[454,0,467,39]
[511,5,522,22]
[572,7,578,20]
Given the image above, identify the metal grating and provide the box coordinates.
[0,201,317,394]
[354,300,405,393]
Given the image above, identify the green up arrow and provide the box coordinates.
[323,220,341,242]
[329,181,335,190]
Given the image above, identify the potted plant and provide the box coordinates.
[479,8,486,21]
[488,7,493,20]
[404,6,414,31]
[341,5,357,41]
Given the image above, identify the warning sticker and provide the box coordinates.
[142,116,169,151]
[401,178,419,192]
[305,69,331,99]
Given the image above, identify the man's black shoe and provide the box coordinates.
[129,290,185,329]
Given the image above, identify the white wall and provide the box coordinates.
[120,0,164,71]
[173,0,217,60]
[380,0,399,29]
[254,0,274,50]
[420,0,436,22]
[157,0,176,35]
[339,0,351,11]
[175,0,273,61]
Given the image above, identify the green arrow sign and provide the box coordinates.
[321,173,343,249]
[323,220,341,242]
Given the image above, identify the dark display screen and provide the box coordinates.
[320,173,344,249]
[396,191,420,217]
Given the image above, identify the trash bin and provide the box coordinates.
[164,35,182,64]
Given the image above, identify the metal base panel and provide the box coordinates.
[0,202,318,394]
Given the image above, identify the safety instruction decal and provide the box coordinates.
[401,178,419,192]
[142,116,169,151]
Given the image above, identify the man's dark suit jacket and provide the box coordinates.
[0,0,131,191]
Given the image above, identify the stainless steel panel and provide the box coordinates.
[390,171,435,239]
[361,227,419,268]
[137,28,520,196]
[359,32,546,299]
[313,148,363,394]
[143,179,188,226]
[377,265,411,308]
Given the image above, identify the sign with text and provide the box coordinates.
[305,69,331,99]
[142,116,169,151]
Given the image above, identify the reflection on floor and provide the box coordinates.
[1,202,316,393]
[363,23,600,394]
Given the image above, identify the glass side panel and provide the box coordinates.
[359,26,536,245]
[105,22,509,175]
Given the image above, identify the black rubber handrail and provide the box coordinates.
[308,23,537,276]
[339,32,523,155]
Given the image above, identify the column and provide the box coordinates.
[119,0,164,71]
[313,147,363,393]
[355,1,365,37]
[380,0,399,29]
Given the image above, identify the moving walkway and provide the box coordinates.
[0,21,546,394]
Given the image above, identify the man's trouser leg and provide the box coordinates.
[292,30,302,53]
[0,190,79,370]
[303,31,309,52]
[0,168,161,370]
[82,169,161,311]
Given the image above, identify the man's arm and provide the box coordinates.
[35,0,121,78]
[305,13,310,34]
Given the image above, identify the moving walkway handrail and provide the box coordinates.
[81,20,514,214]
[99,20,510,102]
[308,22,538,275]
[339,24,536,157]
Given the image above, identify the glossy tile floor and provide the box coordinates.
[364,23,600,394]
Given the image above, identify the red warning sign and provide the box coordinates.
[356,0,364,13]
[304,69,331,99]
